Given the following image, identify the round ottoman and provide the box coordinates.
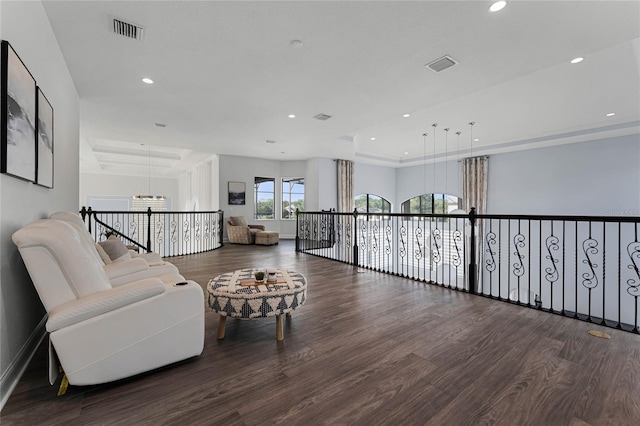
[207,268,307,341]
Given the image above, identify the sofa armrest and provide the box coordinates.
[46,278,166,332]
[103,257,149,279]
[249,225,266,231]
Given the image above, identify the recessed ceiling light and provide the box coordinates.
[289,40,303,48]
[403,114,411,118]
[489,1,506,13]
[404,151,409,155]
[570,57,584,64]
[606,112,616,117]
[142,77,154,84]
[288,114,296,118]
[370,137,376,141]
[474,138,480,142]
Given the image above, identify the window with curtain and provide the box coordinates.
[254,177,274,219]
[282,177,304,219]
[401,194,460,215]
[354,194,391,214]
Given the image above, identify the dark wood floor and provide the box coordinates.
[3,240,640,425]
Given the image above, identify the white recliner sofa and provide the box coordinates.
[49,211,181,286]
[12,219,205,386]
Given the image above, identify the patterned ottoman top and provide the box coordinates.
[207,269,307,319]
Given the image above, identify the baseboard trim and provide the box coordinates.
[0,315,47,411]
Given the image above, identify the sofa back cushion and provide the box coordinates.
[49,211,105,265]
[12,219,112,312]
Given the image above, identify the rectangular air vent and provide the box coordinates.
[314,113,332,121]
[426,55,457,73]
[111,18,145,41]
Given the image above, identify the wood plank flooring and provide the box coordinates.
[2,240,640,425]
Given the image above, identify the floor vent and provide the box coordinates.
[314,113,332,121]
[425,55,457,73]
[111,17,145,41]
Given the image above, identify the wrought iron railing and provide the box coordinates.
[297,209,640,333]
[80,207,224,257]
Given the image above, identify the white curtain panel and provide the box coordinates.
[337,159,354,213]
[463,156,488,214]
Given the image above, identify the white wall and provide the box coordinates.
[487,134,640,215]
[395,159,462,211]
[304,157,336,212]
[0,0,79,405]
[355,163,398,210]
[317,158,337,211]
[178,155,219,211]
[80,172,179,210]
[218,155,307,238]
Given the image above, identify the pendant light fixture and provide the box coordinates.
[432,123,438,196]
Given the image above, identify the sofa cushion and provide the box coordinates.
[99,237,131,262]
[95,243,112,264]
[229,216,248,227]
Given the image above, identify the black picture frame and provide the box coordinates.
[228,181,246,205]
[1,40,37,182]
[36,87,53,188]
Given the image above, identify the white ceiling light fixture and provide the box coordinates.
[266,140,277,144]
[474,138,479,142]
[370,137,376,141]
[403,113,411,118]
[606,112,616,117]
[489,1,507,13]
[142,77,154,84]
[289,39,303,49]
[288,114,296,118]
[571,57,584,64]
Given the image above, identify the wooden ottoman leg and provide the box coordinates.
[217,315,227,339]
[276,314,283,341]
[286,312,292,319]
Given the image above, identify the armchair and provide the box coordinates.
[12,219,204,386]
[226,216,265,244]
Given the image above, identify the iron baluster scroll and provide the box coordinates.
[512,231,526,278]
[81,207,223,257]
[545,235,560,284]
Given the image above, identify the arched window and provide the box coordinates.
[354,194,391,214]
[401,194,460,214]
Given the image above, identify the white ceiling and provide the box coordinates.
[42,0,640,177]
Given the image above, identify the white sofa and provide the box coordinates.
[12,219,204,386]
[49,211,182,286]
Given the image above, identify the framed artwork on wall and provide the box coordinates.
[228,181,246,205]
[36,87,54,188]
[1,40,37,182]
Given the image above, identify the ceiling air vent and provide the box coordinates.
[425,55,457,73]
[314,113,332,121]
[111,17,145,41]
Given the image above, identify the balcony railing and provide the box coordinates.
[297,209,640,334]
[80,207,224,257]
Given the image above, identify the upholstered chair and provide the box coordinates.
[12,219,204,386]
[226,216,265,244]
